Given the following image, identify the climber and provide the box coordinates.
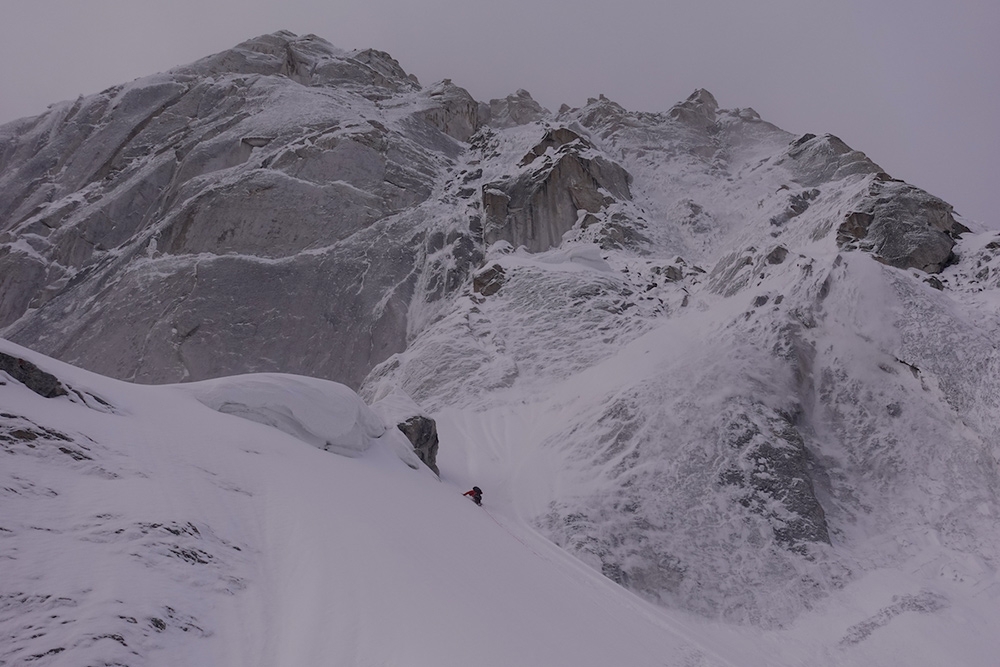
[463,486,483,506]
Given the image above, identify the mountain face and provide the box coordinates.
[3,28,999,651]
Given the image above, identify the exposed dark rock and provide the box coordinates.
[397,415,439,475]
[791,133,817,147]
[839,592,948,646]
[837,179,969,273]
[520,127,589,166]
[769,188,820,227]
[653,265,684,282]
[240,136,273,148]
[766,246,789,264]
[473,263,506,296]
[589,213,650,251]
[0,351,67,398]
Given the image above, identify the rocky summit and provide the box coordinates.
[2,29,999,646]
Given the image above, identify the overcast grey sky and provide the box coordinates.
[2,0,996,227]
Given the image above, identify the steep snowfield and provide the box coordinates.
[0,339,759,667]
[428,248,1000,664]
[5,333,999,666]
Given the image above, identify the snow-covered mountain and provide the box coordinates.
[2,30,999,665]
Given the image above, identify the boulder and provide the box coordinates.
[397,415,440,475]
[0,351,67,399]
[473,263,506,296]
[415,79,482,142]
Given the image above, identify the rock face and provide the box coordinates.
[481,89,549,128]
[668,88,719,128]
[396,415,440,475]
[481,128,632,252]
[416,79,482,142]
[0,31,468,387]
[781,133,882,187]
[838,175,969,272]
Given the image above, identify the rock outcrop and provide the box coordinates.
[668,88,719,128]
[782,133,882,187]
[396,415,440,475]
[838,175,969,273]
[481,89,549,128]
[0,351,67,399]
[472,263,506,296]
[717,401,830,550]
[482,128,632,252]
[415,79,482,142]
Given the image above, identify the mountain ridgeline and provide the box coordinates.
[2,30,998,628]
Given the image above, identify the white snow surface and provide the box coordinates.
[0,339,727,666]
[4,334,1000,666]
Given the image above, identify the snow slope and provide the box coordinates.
[0,338,759,666]
[4,335,999,666]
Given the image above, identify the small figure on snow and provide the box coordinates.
[463,486,483,506]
